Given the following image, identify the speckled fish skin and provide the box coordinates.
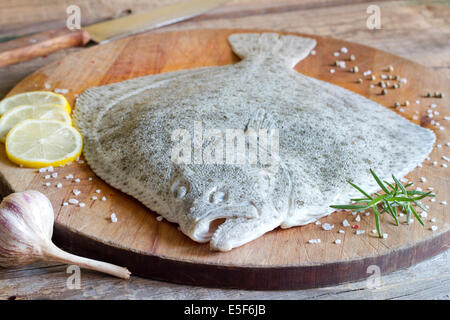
[74,33,435,251]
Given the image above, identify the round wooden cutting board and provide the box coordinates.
[1,29,449,290]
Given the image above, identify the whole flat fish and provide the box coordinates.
[74,33,435,251]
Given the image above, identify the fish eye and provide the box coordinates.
[173,186,187,199]
[210,191,226,204]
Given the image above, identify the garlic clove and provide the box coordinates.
[0,190,130,279]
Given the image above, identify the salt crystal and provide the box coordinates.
[372,229,377,234]
[44,182,51,187]
[447,142,450,147]
[92,196,98,200]
[434,111,440,116]
[342,219,350,227]
[428,187,434,190]
[56,183,62,188]
[445,116,450,121]
[334,239,342,244]
[63,202,68,206]
[382,233,388,239]
[340,47,348,53]
[352,211,357,216]
[330,69,335,74]
[381,74,387,80]
[308,239,321,244]
[400,78,407,84]
[73,189,81,196]
[44,83,51,89]
[431,218,436,223]
[365,212,370,216]
[51,172,58,178]
[442,156,450,162]
[437,144,442,148]
[74,178,80,183]
[322,223,334,231]
[433,161,438,166]
[315,221,321,225]
[415,100,420,104]
[39,168,47,173]
[47,166,54,172]
[430,225,438,231]
[156,216,163,222]
[420,211,428,218]
[338,230,345,234]
[88,177,93,181]
[370,84,375,88]
[101,196,106,201]
[441,201,447,205]
[110,213,118,223]
[443,163,448,168]
[44,175,51,179]
[65,174,74,180]
[310,50,316,55]
[416,187,422,191]
[420,177,427,183]
[439,126,445,131]
[355,215,361,222]
[430,198,436,202]
[399,213,404,217]
[413,115,418,120]
[68,198,79,204]
[79,203,85,208]
[356,230,365,235]
[430,104,437,108]
[333,52,340,57]
[96,189,101,193]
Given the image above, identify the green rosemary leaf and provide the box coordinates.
[348,181,373,199]
[414,200,427,212]
[392,175,407,195]
[385,201,399,226]
[330,204,368,210]
[383,181,396,191]
[373,206,382,237]
[367,194,389,206]
[370,169,390,194]
[409,204,424,226]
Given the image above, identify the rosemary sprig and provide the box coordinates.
[330,169,435,238]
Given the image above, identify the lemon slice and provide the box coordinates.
[0,104,72,142]
[6,119,82,168]
[0,91,71,115]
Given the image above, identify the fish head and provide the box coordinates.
[167,163,291,242]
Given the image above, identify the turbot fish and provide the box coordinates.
[74,33,435,251]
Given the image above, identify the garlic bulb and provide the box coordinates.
[0,190,130,279]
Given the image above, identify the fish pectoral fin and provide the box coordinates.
[209,214,282,251]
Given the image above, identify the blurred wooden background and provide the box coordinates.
[0,0,449,299]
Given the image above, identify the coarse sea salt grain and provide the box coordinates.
[44,83,51,89]
[315,221,321,225]
[445,116,450,121]
[56,183,62,188]
[342,219,350,227]
[73,189,81,196]
[441,201,447,205]
[310,50,316,55]
[51,172,58,178]
[96,189,101,193]
[340,47,348,53]
[44,175,51,179]
[63,202,68,206]
[431,198,436,202]
[74,178,80,183]
[110,213,118,223]
[338,230,345,234]
[79,203,85,208]
[443,163,448,168]
[382,233,388,239]
[88,177,93,181]
[431,225,438,231]
[447,142,450,147]
[356,230,365,235]
[372,229,377,234]
[355,215,361,222]
[334,239,342,244]
[333,52,340,57]
[413,115,418,120]
[431,218,436,223]
[433,161,438,166]
[47,166,54,172]
[68,198,78,204]
[330,69,335,74]
[437,144,442,148]
[415,100,420,104]
[101,196,106,201]
[156,216,163,222]
[308,239,321,244]
[65,174,74,180]
[322,223,334,231]
[420,177,427,183]
[365,212,370,216]
[92,196,98,200]
[443,156,450,162]
[44,182,51,187]
[420,211,428,218]
[39,168,47,173]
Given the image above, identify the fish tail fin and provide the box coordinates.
[228,32,316,67]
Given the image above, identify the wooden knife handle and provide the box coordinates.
[0,28,90,68]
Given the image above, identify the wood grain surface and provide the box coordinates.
[0,28,448,289]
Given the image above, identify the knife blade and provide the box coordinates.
[0,0,229,68]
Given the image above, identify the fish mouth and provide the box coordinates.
[191,203,259,242]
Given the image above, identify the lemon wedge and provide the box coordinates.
[0,91,71,116]
[0,104,72,142]
[5,119,82,168]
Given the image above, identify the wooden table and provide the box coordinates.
[0,0,449,300]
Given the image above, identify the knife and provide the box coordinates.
[0,0,228,68]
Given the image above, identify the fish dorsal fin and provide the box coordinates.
[228,33,316,68]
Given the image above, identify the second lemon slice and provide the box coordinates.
[0,91,71,115]
[0,104,72,142]
[6,119,83,168]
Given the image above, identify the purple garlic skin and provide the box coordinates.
[0,190,54,267]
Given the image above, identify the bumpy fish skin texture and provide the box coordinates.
[74,33,435,251]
